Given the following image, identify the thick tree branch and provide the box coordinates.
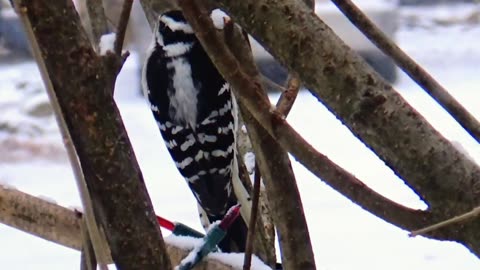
[214,0,480,254]
[331,0,480,143]
[0,185,268,270]
[14,1,171,268]
[14,1,111,265]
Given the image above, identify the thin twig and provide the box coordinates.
[113,0,133,55]
[276,75,301,117]
[410,207,480,237]
[260,75,287,92]
[85,0,109,52]
[80,218,97,270]
[330,0,480,143]
[243,165,261,270]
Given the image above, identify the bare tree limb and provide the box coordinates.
[85,0,110,51]
[275,75,300,117]
[0,185,270,270]
[113,0,133,55]
[214,0,480,254]
[330,0,480,143]
[13,1,172,268]
[13,1,111,265]
[80,219,98,270]
[243,166,261,270]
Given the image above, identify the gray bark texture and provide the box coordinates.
[213,0,480,255]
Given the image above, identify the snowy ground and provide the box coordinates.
[1,3,480,270]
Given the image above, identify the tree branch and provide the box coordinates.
[243,166,261,270]
[176,0,433,235]
[14,1,111,265]
[0,185,269,270]
[13,1,171,268]
[411,207,480,237]
[214,0,480,254]
[113,0,133,55]
[85,0,110,52]
[330,0,480,143]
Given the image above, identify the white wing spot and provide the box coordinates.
[195,150,204,161]
[166,140,177,149]
[157,122,166,131]
[187,175,200,183]
[198,133,217,143]
[175,157,193,169]
[172,126,184,134]
[218,83,230,96]
[218,100,232,116]
[212,145,234,157]
[180,137,195,151]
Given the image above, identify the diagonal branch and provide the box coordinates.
[0,185,266,270]
[330,0,480,143]
[85,0,110,51]
[214,0,480,254]
[176,0,433,235]
[113,0,133,55]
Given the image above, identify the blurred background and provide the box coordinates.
[1,0,480,269]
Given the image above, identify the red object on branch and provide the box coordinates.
[219,204,241,230]
[157,215,175,231]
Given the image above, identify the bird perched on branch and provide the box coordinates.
[142,9,247,252]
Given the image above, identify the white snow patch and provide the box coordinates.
[208,253,271,270]
[243,152,256,175]
[210,9,230,30]
[165,234,203,250]
[99,33,117,55]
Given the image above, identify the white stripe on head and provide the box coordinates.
[160,15,194,33]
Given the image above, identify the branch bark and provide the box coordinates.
[85,0,109,51]
[0,185,269,270]
[214,0,480,255]
[13,1,171,268]
[330,0,480,143]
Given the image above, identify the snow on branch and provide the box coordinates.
[0,184,271,270]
